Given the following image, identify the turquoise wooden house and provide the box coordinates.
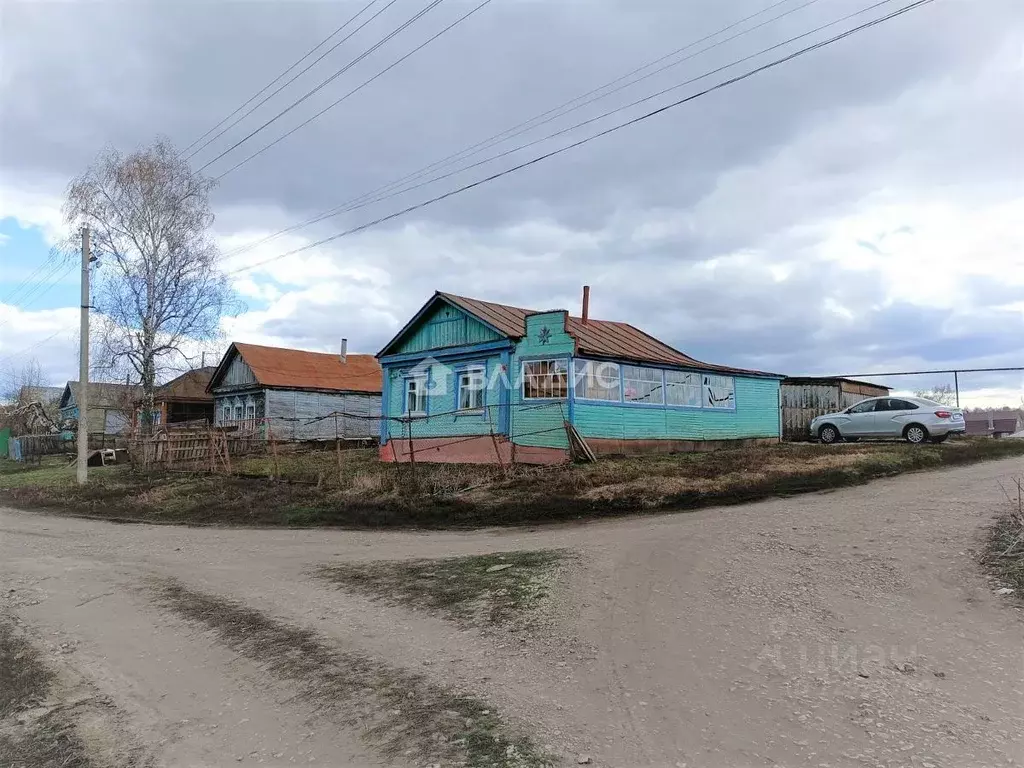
[376,290,785,464]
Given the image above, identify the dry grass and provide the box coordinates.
[151,578,550,767]
[0,618,92,768]
[982,475,1024,596]
[0,620,53,719]
[4,439,1024,529]
[318,550,567,627]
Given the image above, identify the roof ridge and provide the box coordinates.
[439,291,540,314]
[234,341,375,358]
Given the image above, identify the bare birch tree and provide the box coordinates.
[0,357,47,404]
[63,139,232,431]
[914,384,957,406]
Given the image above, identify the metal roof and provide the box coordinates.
[214,343,382,394]
[61,381,141,409]
[436,292,782,378]
[153,368,216,402]
[782,376,892,390]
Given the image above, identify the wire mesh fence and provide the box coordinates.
[126,401,585,494]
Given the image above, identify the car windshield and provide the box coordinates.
[915,398,949,408]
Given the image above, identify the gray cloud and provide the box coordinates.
[3,0,1023,402]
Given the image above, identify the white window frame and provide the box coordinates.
[522,359,568,400]
[622,365,665,405]
[457,365,485,412]
[244,397,256,425]
[404,376,428,416]
[703,374,736,409]
[665,370,703,408]
[221,402,232,424]
[573,359,621,402]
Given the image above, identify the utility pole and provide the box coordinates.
[77,226,91,485]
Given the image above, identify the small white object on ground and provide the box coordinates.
[995,587,1015,596]
[486,563,514,573]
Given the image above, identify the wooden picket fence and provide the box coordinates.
[130,425,272,472]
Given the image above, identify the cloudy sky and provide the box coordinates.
[1,0,1022,405]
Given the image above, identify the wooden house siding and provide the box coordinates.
[383,354,505,442]
[377,293,785,463]
[391,302,502,355]
[574,376,780,442]
[213,389,264,427]
[781,378,890,441]
[218,355,259,390]
[508,312,574,450]
[265,389,379,441]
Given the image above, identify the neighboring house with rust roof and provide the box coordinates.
[376,290,785,464]
[131,367,217,430]
[206,341,382,441]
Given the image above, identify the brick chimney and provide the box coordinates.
[581,285,590,325]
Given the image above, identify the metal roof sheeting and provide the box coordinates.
[438,292,782,378]
[222,343,382,394]
[154,368,216,402]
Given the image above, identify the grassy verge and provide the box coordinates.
[982,510,1024,596]
[3,439,1024,528]
[0,618,92,768]
[151,579,551,768]
[318,550,566,627]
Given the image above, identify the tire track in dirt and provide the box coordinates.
[2,455,1023,767]
[150,576,554,768]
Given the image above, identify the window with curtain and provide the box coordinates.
[573,360,621,401]
[522,359,568,399]
[405,377,428,415]
[665,370,702,407]
[703,375,735,408]
[457,366,485,411]
[622,365,665,404]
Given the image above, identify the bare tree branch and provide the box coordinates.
[63,138,236,433]
[914,384,957,407]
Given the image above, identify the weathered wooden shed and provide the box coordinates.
[207,342,382,441]
[781,377,891,441]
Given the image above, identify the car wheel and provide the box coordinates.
[929,434,948,444]
[818,424,840,444]
[904,424,928,444]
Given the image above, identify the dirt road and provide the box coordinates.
[2,457,1022,767]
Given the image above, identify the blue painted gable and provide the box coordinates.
[387,300,504,356]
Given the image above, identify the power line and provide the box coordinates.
[181,0,385,156]
[212,0,495,182]
[840,367,1024,377]
[0,329,68,366]
[227,0,938,277]
[219,0,821,259]
[0,261,76,331]
[185,0,395,161]
[0,253,60,306]
[196,0,448,173]
[338,0,888,218]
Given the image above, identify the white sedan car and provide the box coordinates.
[810,396,966,445]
